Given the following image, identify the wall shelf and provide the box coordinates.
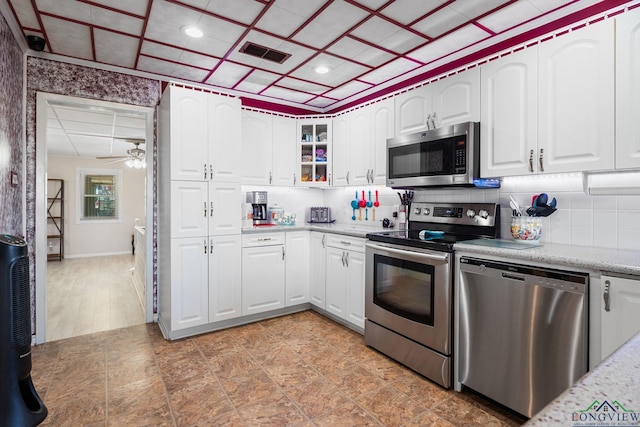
[47,179,64,261]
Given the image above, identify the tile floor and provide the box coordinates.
[46,255,145,342]
[31,310,527,426]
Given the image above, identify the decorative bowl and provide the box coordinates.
[510,217,542,240]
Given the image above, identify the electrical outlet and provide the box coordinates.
[10,171,18,187]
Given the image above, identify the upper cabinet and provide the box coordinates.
[537,18,615,174]
[394,67,480,136]
[332,98,394,186]
[616,7,640,169]
[481,47,538,178]
[481,19,615,178]
[298,119,331,186]
[166,86,241,182]
[241,110,297,186]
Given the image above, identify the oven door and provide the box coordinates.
[365,241,452,355]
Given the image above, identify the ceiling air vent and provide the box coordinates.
[239,42,290,64]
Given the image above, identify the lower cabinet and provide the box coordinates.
[600,274,640,360]
[242,233,286,315]
[310,232,327,308]
[325,235,366,330]
[209,235,242,322]
[285,231,310,306]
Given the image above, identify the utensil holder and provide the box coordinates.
[510,217,542,241]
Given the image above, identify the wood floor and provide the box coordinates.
[45,254,145,342]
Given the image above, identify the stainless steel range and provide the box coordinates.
[365,202,499,388]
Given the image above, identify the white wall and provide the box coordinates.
[47,156,146,257]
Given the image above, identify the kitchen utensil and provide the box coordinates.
[365,208,368,221]
[352,208,356,221]
[536,193,548,206]
[509,196,522,216]
[382,218,390,228]
[351,191,359,209]
[374,190,380,207]
[526,206,557,217]
[367,191,373,208]
[531,195,538,207]
[359,191,367,208]
[372,208,375,221]
[549,197,557,208]
[358,208,362,220]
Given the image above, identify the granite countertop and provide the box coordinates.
[525,332,640,427]
[242,222,388,238]
[454,239,640,276]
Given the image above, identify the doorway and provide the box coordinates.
[34,93,155,343]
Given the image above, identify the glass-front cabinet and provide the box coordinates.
[297,119,331,186]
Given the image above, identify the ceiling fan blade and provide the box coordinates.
[105,158,131,164]
[96,156,127,159]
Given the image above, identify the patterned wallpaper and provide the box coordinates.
[25,57,162,331]
[0,12,24,236]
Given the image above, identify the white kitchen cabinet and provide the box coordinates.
[537,19,614,174]
[169,180,241,238]
[325,235,366,329]
[285,231,310,306]
[615,7,640,169]
[167,237,209,331]
[480,47,538,178]
[166,85,241,182]
[242,233,285,315]
[600,274,640,360]
[332,98,393,186]
[309,232,327,309]
[208,235,242,322]
[242,111,297,185]
[394,67,479,136]
[298,119,331,186]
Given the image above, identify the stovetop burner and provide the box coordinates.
[366,202,500,251]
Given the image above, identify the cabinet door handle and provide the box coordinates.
[345,252,349,267]
[368,169,373,183]
[204,239,207,254]
[210,239,213,254]
[538,148,544,172]
[210,164,213,181]
[341,251,346,267]
[293,173,296,186]
[529,150,534,173]
[346,171,350,185]
[328,173,331,186]
[210,201,213,216]
[204,164,207,180]
[604,280,611,312]
[282,246,286,260]
[204,202,207,217]
[321,234,326,248]
[269,171,273,185]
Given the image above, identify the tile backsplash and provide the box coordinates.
[259,172,640,251]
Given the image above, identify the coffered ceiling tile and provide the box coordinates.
[205,61,252,89]
[359,57,421,85]
[351,16,425,53]
[261,85,315,104]
[291,53,370,87]
[411,6,468,38]
[90,6,145,36]
[478,1,542,33]
[9,0,40,29]
[527,0,579,13]
[94,29,138,68]
[278,77,330,95]
[380,0,448,25]
[448,0,512,20]
[87,0,149,16]
[407,24,490,64]
[293,0,369,48]
[168,63,212,83]
[327,37,394,67]
[36,0,91,22]
[255,3,311,38]
[306,97,338,109]
[233,69,281,94]
[178,50,220,71]
[271,0,328,19]
[187,0,265,25]
[137,55,181,77]
[41,15,93,60]
[322,80,372,100]
[349,0,391,11]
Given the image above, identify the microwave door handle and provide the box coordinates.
[365,242,449,264]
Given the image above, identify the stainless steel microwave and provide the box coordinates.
[386,122,479,188]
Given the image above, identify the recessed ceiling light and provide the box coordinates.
[315,65,331,74]
[182,26,203,38]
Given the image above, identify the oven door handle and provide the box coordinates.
[366,242,450,264]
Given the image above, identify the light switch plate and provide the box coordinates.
[10,171,18,187]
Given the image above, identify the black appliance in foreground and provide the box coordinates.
[365,202,499,388]
[0,235,47,427]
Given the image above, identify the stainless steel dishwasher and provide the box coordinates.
[457,257,588,418]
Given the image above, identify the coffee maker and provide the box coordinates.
[246,191,268,225]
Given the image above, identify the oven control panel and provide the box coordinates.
[409,202,498,227]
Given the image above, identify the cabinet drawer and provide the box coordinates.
[326,234,365,252]
[242,232,285,247]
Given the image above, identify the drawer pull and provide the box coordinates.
[604,280,611,312]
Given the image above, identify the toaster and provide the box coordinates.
[309,207,333,223]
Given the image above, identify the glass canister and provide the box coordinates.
[510,216,542,240]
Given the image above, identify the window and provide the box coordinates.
[77,169,123,223]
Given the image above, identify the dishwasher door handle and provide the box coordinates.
[502,272,525,281]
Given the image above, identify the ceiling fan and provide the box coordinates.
[96,138,146,168]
